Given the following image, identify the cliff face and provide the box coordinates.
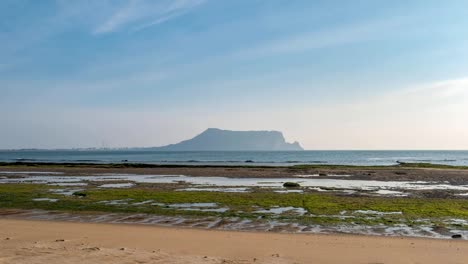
[153,128,303,151]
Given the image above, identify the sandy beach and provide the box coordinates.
[1,219,467,264]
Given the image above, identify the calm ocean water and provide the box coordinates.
[0,150,468,166]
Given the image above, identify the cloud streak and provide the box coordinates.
[93,0,206,34]
[231,17,407,60]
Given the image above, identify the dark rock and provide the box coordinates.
[245,160,254,163]
[318,173,327,176]
[283,182,300,188]
[452,234,462,239]
[72,191,87,197]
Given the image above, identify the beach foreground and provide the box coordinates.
[1,219,467,264]
[1,163,468,239]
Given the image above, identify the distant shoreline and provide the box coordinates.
[2,149,468,168]
[2,149,468,151]
[1,161,468,170]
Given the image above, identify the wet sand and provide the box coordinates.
[1,219,467,264]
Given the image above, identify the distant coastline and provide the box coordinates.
[1,150,468,167]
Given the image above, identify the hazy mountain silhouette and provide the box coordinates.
[151,128,303,151]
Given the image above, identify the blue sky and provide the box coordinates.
[1,0,468,149]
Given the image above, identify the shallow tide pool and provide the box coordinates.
[2,174,468,192]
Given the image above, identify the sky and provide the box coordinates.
[1,0,468,150]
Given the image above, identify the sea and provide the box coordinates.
[0,150,468,166]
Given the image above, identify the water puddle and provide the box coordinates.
[2,174,466,192]
[445,219,468,226]
[98,199,133,205]
[2,174,468,197]
[309,187,329,192]
[167,203,228,213]
[0,171,63,175]
[274,189,304,193]
[254,206,307,216]
[95,200,229,212]
[176,207,229,213]
[295,174,351,178]
[49,183,88,186]
[177,187,249,193]
[99,183,135,188]
[169,203,218,208]
[353,210,402,216]
[133,200,154,205]
[373,190,407,196]
[32,198,58,202]
[49,188,84,196]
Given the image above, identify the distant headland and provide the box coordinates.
[149,128,303,151]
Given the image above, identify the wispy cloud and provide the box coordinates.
[232,17,407,60]
[93,0,206,34]
[92,0,141,34]
[402,77,468,99]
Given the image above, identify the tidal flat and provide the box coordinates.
[0,163,467,239]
